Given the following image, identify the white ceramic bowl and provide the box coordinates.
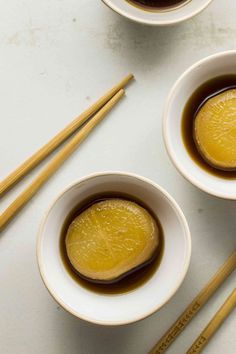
[163,50,236,200]
[102,0,213,26]
[37,172,191,326]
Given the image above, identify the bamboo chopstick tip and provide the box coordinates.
[122,73,135,86]
[116,88,125,97]
[128,73,135,80]
[128,73,135,83]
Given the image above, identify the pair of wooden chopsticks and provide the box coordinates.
[149,251,236,354]
[0,74,134,231]
[187,288,236,353]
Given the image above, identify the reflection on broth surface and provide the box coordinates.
[127,0,190,11]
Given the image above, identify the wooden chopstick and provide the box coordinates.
[149,251,236,354]
[0,89,125,231]
[0,74,133,197]
[186,288,236,354]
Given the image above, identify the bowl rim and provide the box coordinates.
[163,50,236,200]
[37,171,191,326]
[101,0,213,26]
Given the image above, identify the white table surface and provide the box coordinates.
[0,1,235,353]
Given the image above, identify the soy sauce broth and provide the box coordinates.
[127,0,190,11]
[60,193,164,295]
[182,75,236,179]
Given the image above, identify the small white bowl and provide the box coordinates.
[102,0,213,26]
[37,172,191,326]
[163,50,236,200]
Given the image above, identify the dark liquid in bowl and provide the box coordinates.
[182,74,236,179]
[127,0,189,11]
[60,193,164,295]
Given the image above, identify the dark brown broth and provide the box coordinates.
[127,0,189,11]
[60,193,164,295]
[182,74,236,179]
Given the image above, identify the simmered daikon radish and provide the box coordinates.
[194,89,236,170]
[65,199,160,283]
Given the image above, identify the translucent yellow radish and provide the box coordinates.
[194,89,236,170]
[65,199,160,283]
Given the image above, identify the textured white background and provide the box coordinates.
[0,1,235,353]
